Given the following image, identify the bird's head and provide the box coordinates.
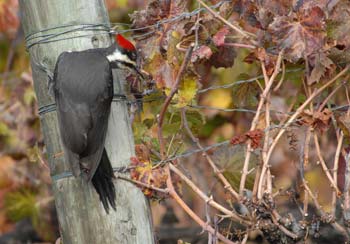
[107,34,144,76]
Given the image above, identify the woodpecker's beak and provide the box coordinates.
[134,66,145,79]
[135,66,153,81]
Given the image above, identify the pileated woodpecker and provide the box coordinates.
[52,34,139,213]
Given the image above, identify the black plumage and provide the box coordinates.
[52,47,116,213]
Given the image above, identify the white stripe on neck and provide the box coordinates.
[106,50,136,66]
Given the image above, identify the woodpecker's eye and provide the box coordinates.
[130,51,137,62]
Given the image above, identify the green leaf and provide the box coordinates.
[163,122,181,137]
[27,144,41,163]
[133,122,149,144]
[116,0,127,7]
[23,88,36,106]
[0,122,10,136]
[175,74,198,108]
[212,144,259,190]
[185,109,205,133]
[4,189,38,222]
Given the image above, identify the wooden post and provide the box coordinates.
[19,1,154,243]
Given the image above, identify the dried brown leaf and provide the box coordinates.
[130,157,168,198]
[230,129,264,149]
[131,0,190,89]
[244,48,277,76]
[208,46,236,68]
[307,52,335,85]
[268,7,326,62]
[300,108,332,132]
[329,1,350,49]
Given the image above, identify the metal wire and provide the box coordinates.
[150,118,303,167]
[25,24,110,49]
[38,94,128,116]
[197,68,303,94]
[51,166,130,182]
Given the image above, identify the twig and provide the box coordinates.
[302,178,350,240]
[257,64,273,197]
[264,65,350,173]
[35,196,54,208]
[196,0,256,39]
[271,210,299,240]
[241,232,249,244]
[343,151,350,211]
[317,81,345,112]
[223,43,256,49]
[302,179,323,215]
[116,174,170,195]
[303,127,312,166]
[244,50,283,197]
[169,163,250,224]
[332,132,344,216]
[314,133,340,194]
[165,165,238,244]
[273,61,286,92]
[181,108,240,200]
[158,44,194,158]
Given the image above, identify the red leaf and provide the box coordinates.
[212,26,230,47]
[191,45,213,63]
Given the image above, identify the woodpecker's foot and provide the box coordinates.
[53,151,64,158]
[81,167,90,174]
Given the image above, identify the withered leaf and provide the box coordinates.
[329,0,350,50]
[130,157,168,199]
[208,46,236,68]
[260,0,292,16]
[131,0,186,30]
[191,45,213,63]
[212,26,230,47]
[268,7,326,62]
[131,0,190,90]
[300,108,332,132]
[307,52,335,85]
[135,144,151,162]
[230,129,264,149]
[233,0,262,29]
[244,48,277,76]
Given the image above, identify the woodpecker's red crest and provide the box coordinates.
[107,34,140,75]
[115,34,136,51]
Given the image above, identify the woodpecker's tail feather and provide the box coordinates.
[91,149,116,213]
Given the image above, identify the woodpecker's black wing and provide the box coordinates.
[53,50,113,181]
